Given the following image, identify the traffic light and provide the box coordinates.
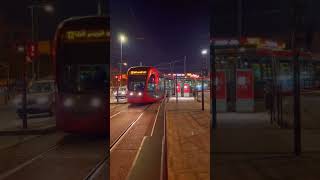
[26,42,38,60]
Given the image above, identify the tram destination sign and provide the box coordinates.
[129,70,147,75]
[63,29,109,42]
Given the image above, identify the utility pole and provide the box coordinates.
[211,44,217,128]
[202,73,204,111]
[97,0,102,16]
[201,50,208,111]
[181,56,187,97]
[30,5,35,80]
[117,34,126,103]
[238,0,242,39]
[117,41,123,103]
[176,73,178,103]
[22,51,28,129]
[184,56,186,76]
[292,0,302,156]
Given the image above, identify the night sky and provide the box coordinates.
[211,0,320,41]
[2,0,319,72]
[0,0,102,40]
[111,0,210,73]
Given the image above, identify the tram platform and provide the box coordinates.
[165,96,320,180]
[166,97,210,180]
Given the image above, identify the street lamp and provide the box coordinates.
[117,33,127,103]
[28,2,54,80]
[119,34,127,44]
[201,49,208,111]
[201,49,208,55]
[43,4,54,13]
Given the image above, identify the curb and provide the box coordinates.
[0,125,56,136]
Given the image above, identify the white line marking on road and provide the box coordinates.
[160,137,165,180]
[126,136,148,178]
[150,100,163,136]
[110,111,122,119]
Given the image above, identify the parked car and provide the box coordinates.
[113,86,127,99]
[12,80,55,119]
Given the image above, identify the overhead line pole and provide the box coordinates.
[292,0,302,156]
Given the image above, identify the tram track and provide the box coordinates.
[0,133,108,180]
[0,104,152,180]
[84,104,152,180]
[0,135,64,180]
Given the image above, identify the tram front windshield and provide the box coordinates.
[128,75,146,91]
[57,43,108,93]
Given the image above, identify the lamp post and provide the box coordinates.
[201,49,208,111]
[116,34,127,103]
[28,2,54,80]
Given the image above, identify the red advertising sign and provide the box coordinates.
[183,84,190,93]
[216,71,226,99]
[236,70,254,99]
[176,84,181,93]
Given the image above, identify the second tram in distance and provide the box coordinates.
[127,66,164,104]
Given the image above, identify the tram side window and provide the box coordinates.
[148,74,156,92]
[159,78,164,92]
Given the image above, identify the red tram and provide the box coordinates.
[53,16,109,134]
[127,66,164,104]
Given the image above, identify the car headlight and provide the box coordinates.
[138,92,142,96]
[63,98,73,107]
[90,98,101,108]
[36,96,49,104]
[121,91,126,95]
[129,92,133,96]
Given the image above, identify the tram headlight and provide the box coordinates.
[90,97,101,108]
[129,92,134,96]
[138,92,142,96]
[63,98,73,107]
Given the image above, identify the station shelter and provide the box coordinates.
[163,73,201,97]
[213,37,320,113]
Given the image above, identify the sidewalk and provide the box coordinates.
[0,105,56,135]
[166,97,210,180]
[166,96,320,179]
[214,121,320,179]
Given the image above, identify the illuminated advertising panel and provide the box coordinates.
[236,69,254,112]
[216,70,227,112]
